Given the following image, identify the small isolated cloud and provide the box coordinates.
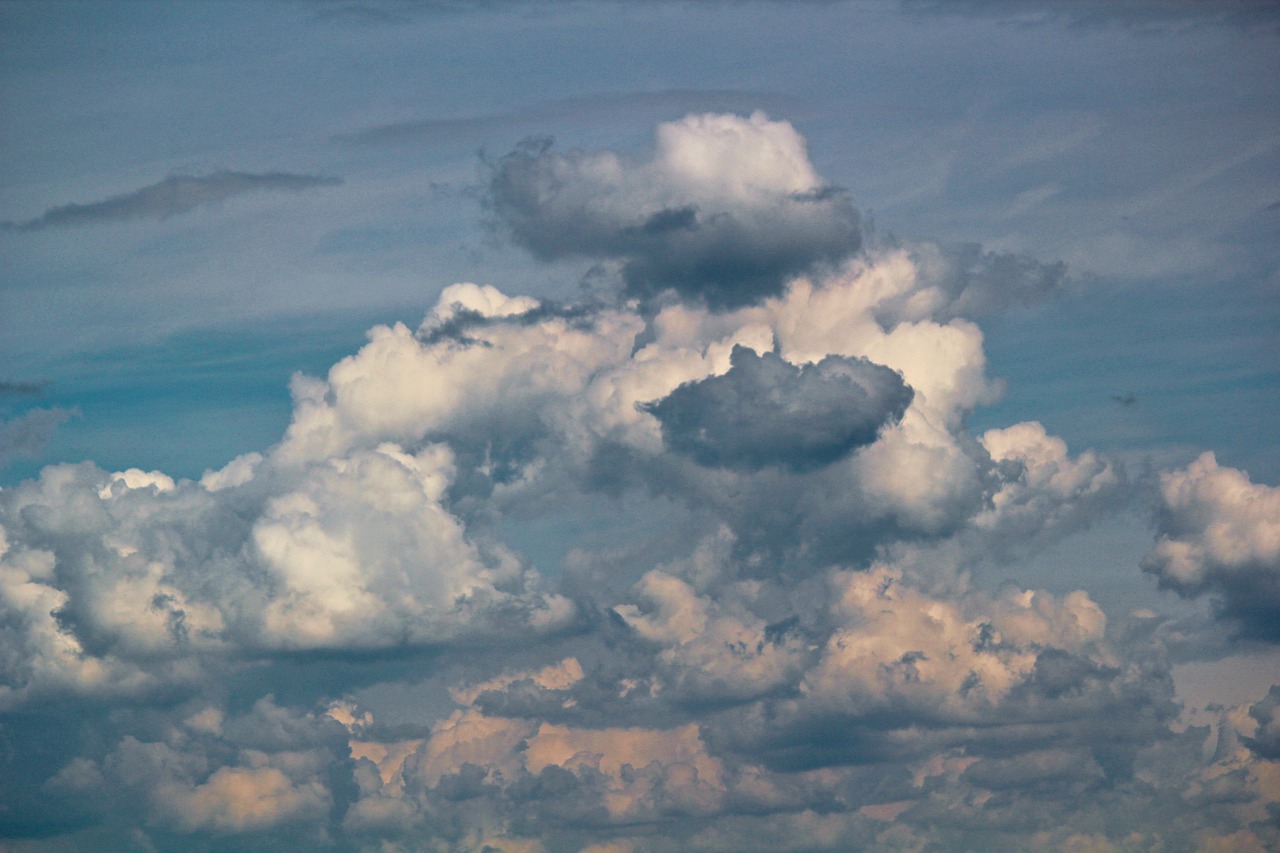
[0,407,74,467]
[643,345,912,471]
[1142,452,1280,640]
[1112,391,1137,406]
[4,171,342,231]
[0,379,49,396]
[485,111,861,309]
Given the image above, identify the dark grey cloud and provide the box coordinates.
[1245,685,1280,759]
[3,171,342,231]
[643,345,912,472]
[484,113,862,308]
[0,407,74,467]
[0,379,49,396]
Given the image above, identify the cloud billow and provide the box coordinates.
[1142,451,1280,640]
[5,115,1280,851]
[4,170,342,231]
[485,112,862,309]
[643,345,912,471]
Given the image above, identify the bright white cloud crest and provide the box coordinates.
[2,113,1278,851]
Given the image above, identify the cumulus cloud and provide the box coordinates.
[0,445,571,708]
[1,113,1263,850]
[48,697,350,840]
[485,111,861,308]
[311,556,1190,851]
[1142,452,1280,640]
[3,171,342,231]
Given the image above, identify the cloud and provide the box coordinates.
[0,407,74,468]
[0,445,572,709]
[873,241,1070,323]
[643,345,913,471]
[336,88,801,146]
[1142,452,1280,640]
[485,111,861,308]
[899,0,1280,31]
[46,697,351,840]
[2,113,1270,850]
[0,379,49,396]
[3,171,342,231]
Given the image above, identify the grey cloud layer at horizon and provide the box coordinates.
[3,171,343,231]
[3,113,1279,852]
[485,112,861,308]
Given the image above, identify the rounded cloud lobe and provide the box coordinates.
[3,114,1280,852]
[485,111,862,308]
[1143,451,1280,639]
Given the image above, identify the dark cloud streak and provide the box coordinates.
[336,88,802,146]
[0,379,50,396]
[3,171,343,231]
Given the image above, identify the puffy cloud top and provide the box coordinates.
[1143,452,1280,639]
[486,112,861,308]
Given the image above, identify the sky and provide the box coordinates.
[1,1,1279,850]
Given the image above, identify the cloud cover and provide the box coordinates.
[2,113,1278,851]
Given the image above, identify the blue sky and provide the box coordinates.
[1,2,1279,850]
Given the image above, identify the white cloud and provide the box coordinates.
[1143,452,1280,638]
